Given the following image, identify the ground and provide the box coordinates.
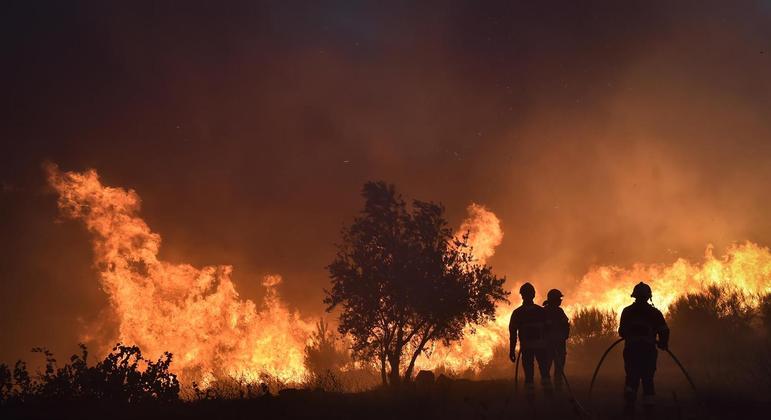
[2,376,767,420]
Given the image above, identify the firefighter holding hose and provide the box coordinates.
[543,289,570,391]
[509,282,551,396]
[618,282,670,412]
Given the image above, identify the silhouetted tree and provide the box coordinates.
[326,182,508,387]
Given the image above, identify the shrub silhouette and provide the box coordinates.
[667,285,756,360]
[190,376,271,400]
[477,343,514,380]
[667,285,765,391]
[303,319,353,392]
[569,308,617,344]
[668,285,755,334]
[304,319,350,376]
[566,307,618,374]
[760,293,771,337]
[0,343,179,405]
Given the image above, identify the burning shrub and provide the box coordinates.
[303,319,352,392]
[304,319,350,378]
[667,286,764,392]
[302,319,382,392]
[0,344,179,405]
[569,307,617,344]
[566,307,618,374]
[476,343,514,380]
[189,376,271,400]
[760,293,771,337]
[668,285,756,333]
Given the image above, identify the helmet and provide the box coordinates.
[631,282,652,299]
[547,289,563,301]
[519,282,536,298]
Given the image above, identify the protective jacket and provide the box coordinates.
[509,302,547,350]
[543,302,569,343]
[619,301,669,347]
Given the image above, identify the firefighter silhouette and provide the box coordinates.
[542,289,570,391]
[509,282,551,394]
[618,282,670,410]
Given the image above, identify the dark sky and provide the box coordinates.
[2,0,771,362]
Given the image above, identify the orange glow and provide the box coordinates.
[415,204,507,372]
[47,165,771,380]
[457,203,503,265]
[567,242,771,316]
[416,213,771,374]
[47,165,313,386]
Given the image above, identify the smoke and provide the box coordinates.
[44,164,514,378]
[3,0,771,371]
[30,163,771,382]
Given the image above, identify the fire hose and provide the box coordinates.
[589,338,697,401]
[588,338,624,400]
[664,348,697,393]
[513,349,521,391]
[551,347,590,417]
[513,346,590,417]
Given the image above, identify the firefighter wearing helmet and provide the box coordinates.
[542,289,570,391]
[509,282,551,395]
[618,282,670,412]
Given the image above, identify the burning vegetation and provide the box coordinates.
[7,164,765,400]
[46,165,314,387]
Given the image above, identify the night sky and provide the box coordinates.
[2,1,771,362]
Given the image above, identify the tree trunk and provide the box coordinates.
[404,327,433,381]
[388,353,401,388]
[380,353,387,386]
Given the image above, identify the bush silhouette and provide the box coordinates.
[303,319,353,392]
[759,293,771,337]
[569,308,617,344]
[667,286,765,391]
[0,343,179,405]
[477,343,515,380]
[189,375,271,400]
[566,307,618,374]
[668,285,755,334]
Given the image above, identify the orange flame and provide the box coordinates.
[567,242,771,316]
[46,165,771,380]
[457,203,503,265]
[419,208,771,374]
[415,203,507,372]
[46,165,313,385]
